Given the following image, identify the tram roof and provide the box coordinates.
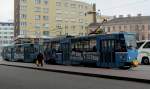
[71,32,136,41]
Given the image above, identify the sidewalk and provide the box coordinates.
[0,60,150,84]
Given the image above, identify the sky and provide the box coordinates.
[0,0,150,22]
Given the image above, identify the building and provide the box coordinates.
[0,22,14,46]
[103,14,150,40]
[0,22,14,57]
[14,0,56,38]
[96,15,113,23]
[54,0,94,36]
[14,0,94,40]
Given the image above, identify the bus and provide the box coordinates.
[46,32,138,68]
[137,40,150,65]
[2,43,42,63]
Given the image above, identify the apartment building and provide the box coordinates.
[0,22,14,46]
[14,0,94,39]
[103,14,150,40]
[14,0,56,38]
[54,0,93,36]
[0,22,14,57]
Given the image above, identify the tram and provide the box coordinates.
[45,32,138,68]
[2,43,42,62]
[2,32,139,68]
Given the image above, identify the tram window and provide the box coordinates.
[51,43,60,51]
[15,46,24,53]
[115,41,126,52]
[7,48,11,52]
[125,34,137,48]
[90,40,96,52]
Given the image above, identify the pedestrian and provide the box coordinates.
[36,52,44,67]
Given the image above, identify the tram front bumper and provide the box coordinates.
[124,60,139,67]
[131,60,139,67]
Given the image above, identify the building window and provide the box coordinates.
[20,14,27,19]
[124,25,127,30]
[43,16,49,21]
[108,27,110,32]
[43,8,49,13]
[142,25,145,31]
[65,25,68,30]
[64,3,68,7]
[81,26,84,30]
[113,26,115,31]
[20,22,27,26]
[56,24,62,30]
[20,6,27,10]
[35,15,41,20]
[79,5,83,9]
[71,4,76,8]
[34,0,41,4]
[148,34,150,40]
[43,31,49,36]
[43,0,48,5]
[56,2,61,6]
[149,25,150,31]
[130,25,132,31]
[71,25,76,30]
[4,28,8,30]
[135,25,139,30]
[21,0,27,3]
[119,26,121,30]
[79,19,83,23]
[34,7,41,12]
[35,23,40,29]
[85,6,88,9]
[43,23,49,29]
[142,35,145,40]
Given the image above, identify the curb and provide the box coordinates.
[0,64,150,84]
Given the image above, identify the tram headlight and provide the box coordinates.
[132,60,139,67]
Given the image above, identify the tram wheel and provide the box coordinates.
[142,57,149,65]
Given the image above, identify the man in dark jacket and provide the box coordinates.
[37,52,44,67]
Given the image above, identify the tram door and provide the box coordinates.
[61,41,70,65]
[99,39,115,67]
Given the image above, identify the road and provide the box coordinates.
[0,65,150,89]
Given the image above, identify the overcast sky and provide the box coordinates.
[0,0,150,22]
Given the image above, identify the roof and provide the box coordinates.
[104,16,150,25]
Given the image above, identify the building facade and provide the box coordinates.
[14,0,56,38]
[0,22,14,57]
[14,0,94,38]
[54,0,93,36]
[0,22,14,46]
[103,15,150,40]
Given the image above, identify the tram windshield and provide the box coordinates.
[124,34,137,49]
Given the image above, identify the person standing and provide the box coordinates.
[36,52,44,67]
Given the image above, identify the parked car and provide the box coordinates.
[137,40,150,65]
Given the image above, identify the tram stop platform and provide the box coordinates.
[0,60,150,84]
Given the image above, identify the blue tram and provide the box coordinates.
[1,45,14,61]
[2,32,138,68]
[45,32,138,68]
[2,43,42,62]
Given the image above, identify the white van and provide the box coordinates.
[137,40,150,65]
